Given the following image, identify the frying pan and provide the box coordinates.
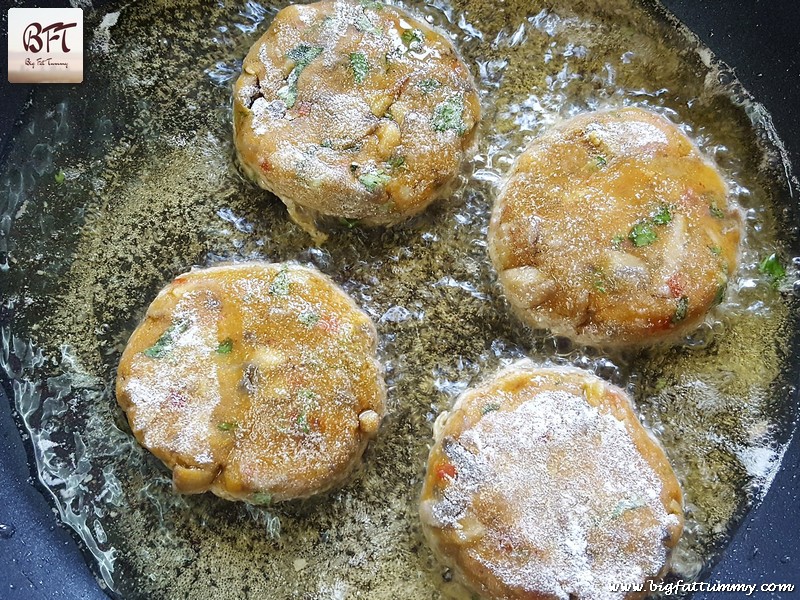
[0,0,798,598]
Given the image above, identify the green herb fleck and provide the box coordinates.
[349,52,370,84]
[713,281,727,306]
[355,13,382,36]
[629,222,657,247]
[360,0,383,8]
[709,245,722,256]
[672,296,689,324]
[418,78,441,94]
[217,338,233,354]
[432,96,466,135]
[320,139,333,148]
[143,321,189,358]
[387,154,405,170]
[611,234,625,249]
[287,44,322,64]
[54,170,66,184]
[217,422,237,432]
[626,205,674,247]
[298,389,318,403]
[401,28,424,51]
[278,44,323,108]
[358,170,391,192]
[296,413,311,434]
[759,253,786,286]
[709,202,725,219]
[251,492,272,506]
[610,498,646,519]
[595,155,607,168]
[299,311,320,327]
[269,266,290,296]
[652,204,672,226]
[481,403,500,415]
[339,217,360,228]
[594,278,607,294]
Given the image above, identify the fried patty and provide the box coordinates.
[233,0,480,240]
[420,363,684,600]
[116,262,385,503]
[488,107,741,346]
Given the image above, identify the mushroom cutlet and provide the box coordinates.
[233,0,481,240]
[116,262,386,503]
[488,107,741,346]
[420,362,684,600]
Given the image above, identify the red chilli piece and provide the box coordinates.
[667,273,685,298]
[296,102,313,117]
[436,462,457,480]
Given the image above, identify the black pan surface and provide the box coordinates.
[1,1,798,598]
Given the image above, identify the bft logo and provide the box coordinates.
[8,8,84,83]
[23,21,78,54]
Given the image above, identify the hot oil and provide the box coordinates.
[0,0,797,597]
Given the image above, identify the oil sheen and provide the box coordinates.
[0,0,798,598]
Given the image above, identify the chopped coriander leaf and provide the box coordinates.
[481,403,500,415]
[320,139,333,148]
[611,234,625,249]
[217,422,237,431]
[610,498,646,519]
[709,202,725,219]
[713,281,727,306]
[299,310,321,326]
[278,44,323,108]
[143,320,189,358]
[432,96,466,135]
[594,278,606,293]
[339,217,360,228]
[629,222,657,247]
[277,86,297,109]
[652,204,672,226]
[296,413,311,434]
[269,266,291,295]
[401,28,424,51]
[298,389,318,402]
[54,170,66,184]
[349,52,370,84]
[418,78,441,94]
[251,492,272,506]
[287,44,323,64]
[217,338,234,354]
[360,0,383,8]
[759,253,786,285]
[358,170,391,192]
[709,245,722,256]
[672,296,689,324]
[387,154,405,170]
[595,155,607,168]
[355,13,382,36]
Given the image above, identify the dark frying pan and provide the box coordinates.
[1,1,798,598]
